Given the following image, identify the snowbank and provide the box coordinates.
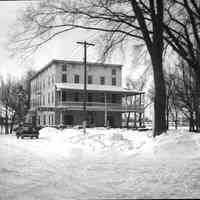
[39,127,152,154]
[153,130,200,158]
[39,127,200,157]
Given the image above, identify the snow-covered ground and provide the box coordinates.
[1,127,200,199]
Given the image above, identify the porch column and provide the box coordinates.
[125,94,128,128]
[104,93,107,127]
[139,93,142,127]
[142,93,145,127]
[125,94,128,111]
[60,90,63,104]
[134,94,137,128]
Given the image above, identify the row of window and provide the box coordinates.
[31,75,55,93]
[62,74,117,85]
[32,93,120,108]
[38,114,54,126]
[61,92,119,103]
[41,92,54,106]
[32,67,118,93]
[62,63,117,76]
[31,91,54,107]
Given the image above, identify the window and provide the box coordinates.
[43,96,45,105]
[111,94,117,103]
[43,115,46,125]
[62,74,67,83]
[52,114,54,125]
[112,69,116,75]
[43,80,45,89]
[48,76,51,86]
[88,93,93,102]
[48,93,50,104]
[112,77,116,86]
[62,64,67,71]
[49,115,51,126]
[62,91,67,101]
[52,91,54,104]
[74,93,79,102]
[100,76,105,85]
[38,116,40,125]
[40,81,42,91]
[52,76,54,85]
[39,96,42,106]
[100,94,105,102]
[88,75,92,84]
[74,74,80,83]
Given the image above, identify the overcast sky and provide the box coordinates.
[0,1,148,87]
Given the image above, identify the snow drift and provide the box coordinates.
[39,127,200,158]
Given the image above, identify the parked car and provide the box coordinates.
[15,123,41,139]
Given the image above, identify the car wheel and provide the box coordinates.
[17,136,19,139]
[21,136,24,139]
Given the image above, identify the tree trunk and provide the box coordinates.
[130,0,166,136]
[189,111,195,132]
[27,81,31,110]
[10,112,16,134]
[175,110,178,130]
[194,73,200,132]
[152,53,167,137]
[5,101,9,134]
[166,94,169,130]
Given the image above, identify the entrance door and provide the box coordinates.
[63,115,73,125]
[107,116,114,127]
[88,112,94,126]
[32,116,36,126]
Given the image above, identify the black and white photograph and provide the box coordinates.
[0,0,200,199]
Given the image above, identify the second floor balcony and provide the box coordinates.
[57,100,144,112]
[30,83,145,113]
[55,83,145,113]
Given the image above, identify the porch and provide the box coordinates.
[57,101,144,112]
[55,83,145,127]
[55,83,144,112]
[55,110,121,128]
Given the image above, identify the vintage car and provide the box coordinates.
[15,123,41,139]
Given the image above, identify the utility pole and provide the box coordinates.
[77,41,95,134]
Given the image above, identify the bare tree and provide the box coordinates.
[0,77,14,134]
[163,0,200,131]
[165,59,198,131]
[0,70,33,134]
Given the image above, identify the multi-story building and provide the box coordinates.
[29,59,144,128]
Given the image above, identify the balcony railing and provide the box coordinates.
[57,101,144,112]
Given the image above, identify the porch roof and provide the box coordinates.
[55,83,144,96]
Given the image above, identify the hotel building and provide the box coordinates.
[29,60,144,127]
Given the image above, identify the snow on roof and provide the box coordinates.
[55,83,144,95]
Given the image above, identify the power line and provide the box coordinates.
[70,31,99,59]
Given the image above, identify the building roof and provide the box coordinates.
[30,59,123,81]
[55,83,144,96]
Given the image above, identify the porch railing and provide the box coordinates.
[57,101,144,112]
